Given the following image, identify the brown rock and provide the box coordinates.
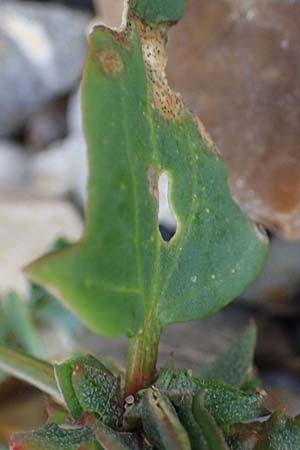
[167,0,300,239]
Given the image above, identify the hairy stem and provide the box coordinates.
[124,316,161,397]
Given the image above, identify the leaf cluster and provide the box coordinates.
[7,326,300,450]
[0,275,82,381]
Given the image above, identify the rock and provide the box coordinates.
[167,0,300,239]
[262,371,300,416]
[0,192,82,296]
[243,237,300,314]
[25,98,68,149]
[30,133,88,202]
[0,1,90,136]
[29,89,88,204]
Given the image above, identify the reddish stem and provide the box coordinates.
[124,317,161,397]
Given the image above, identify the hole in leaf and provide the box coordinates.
[158,172,177,242]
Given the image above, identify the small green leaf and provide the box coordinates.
[131,0,187,24]
[9,424,96,450]
[140,388,191,449]
[26,7,268,340]
[175,400,208,450]
[92,421,148,450]
[47,404,69,425]
[89,416,151,449]
[0,345,62,404]
[241,378,262,395]
[192,393,230,450]
[199,381,266,429]
[92,422,132,450]
[156,369,266,429]
[156,368,198,400]
[3,292,45,358]
[54,354,112,420]
[255,412,300,450]
[72,362,122,427]
[95,432,131,450]
[201,324,257,387]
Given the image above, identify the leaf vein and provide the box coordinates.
[159,133,198,301]
[120,84,145,306]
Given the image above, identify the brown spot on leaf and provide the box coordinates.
[97,48,124,77]
[136,19,184,121]
[153,82,184,121]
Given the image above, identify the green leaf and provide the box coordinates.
[3,292,45,358]
[255,412,300,450]
[139,388,191,450]
[26,13,268,339]
[72,362,122,427]
[131,0,187,24]
[199,381,266,429]
[54,354,112,420]
[156,368,198,399]
[94,432,131,450]
[47,405,69,426]
[201,324,257,387]
[175,399,208,450]
[92,422,133,450]
[89,416,152,449]
[192,393,230,450]
[9,424,96,450]
[156,369,266,429]
[0,345,62,404]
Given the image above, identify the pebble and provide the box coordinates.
[0,1,90,136]
[0,192,82,296]
[0,141,28,188]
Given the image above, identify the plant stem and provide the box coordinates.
[124,316,161,397]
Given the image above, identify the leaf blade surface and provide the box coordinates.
[27,20,268,338]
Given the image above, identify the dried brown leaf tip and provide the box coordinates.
[96,48,124,77]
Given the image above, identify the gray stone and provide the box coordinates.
[0,1,90,136]
[243,237,300,312]
[0,141,28,188]
[0,192,82,296]
[29,89,88,204]
[25,98,68,149]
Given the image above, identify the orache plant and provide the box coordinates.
[27,0,267,396]
[1,1,299,449]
